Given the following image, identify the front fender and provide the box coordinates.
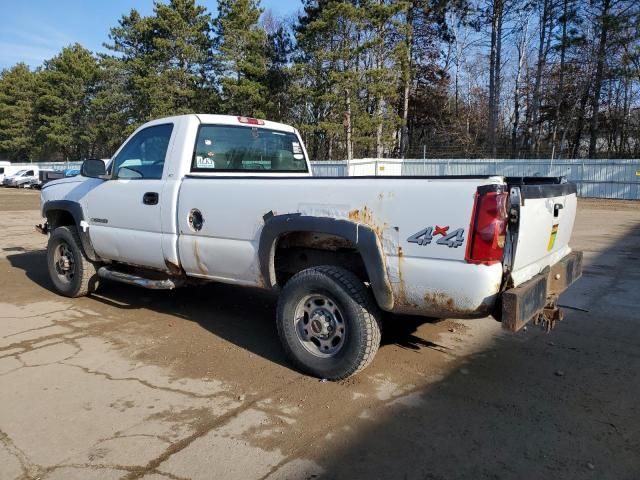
[42,200,99,262]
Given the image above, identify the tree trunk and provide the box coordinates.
[344,89,353,161]
[529,0,550,156]
[376,85,384,158]
[551,0,569,159]
[511,16,529,158]
[572,85,590,158]
[588,0,611,158]
[487,0,503,158]
[399,4,414,158]
[494,8,503,156]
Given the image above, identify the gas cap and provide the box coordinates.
[188,209,204,232]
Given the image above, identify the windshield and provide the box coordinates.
[14,170,27,176]
[191,125,308,173]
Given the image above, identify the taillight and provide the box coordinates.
[237,116,265,125]
[465,189,509,265]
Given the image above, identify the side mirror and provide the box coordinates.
[80,159,106,178]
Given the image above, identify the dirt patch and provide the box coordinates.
[0,188,41,211]
[578,197,639,210]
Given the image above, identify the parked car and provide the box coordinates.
[37,114,582,379]
[3,167,39,188]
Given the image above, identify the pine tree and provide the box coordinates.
[361,0,404,157]
[105,0,216,125]
[34,44,100,160]
[263,10,294,121]
[213,0,270,117]
[295,1,364,160]
[0,64,37,161]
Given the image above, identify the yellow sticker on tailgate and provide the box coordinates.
[547,224,559,251]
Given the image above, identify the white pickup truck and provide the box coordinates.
[38,114,582,379]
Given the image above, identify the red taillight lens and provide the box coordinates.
[237,116,264,125]
[465,190,509,265]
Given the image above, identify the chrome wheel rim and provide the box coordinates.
[53,242,75,284]
[293,294,346,358]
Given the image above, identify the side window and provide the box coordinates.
[26,170,34,176]
[112,124,174,180]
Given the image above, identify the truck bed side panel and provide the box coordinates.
[176,177,503,317]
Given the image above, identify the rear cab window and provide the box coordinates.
[191,124,308,173]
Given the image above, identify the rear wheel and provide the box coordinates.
[47,226,99,297]
[277,266,381,380]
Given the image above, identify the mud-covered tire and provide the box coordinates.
[277,266,382,380]
[47,226,99,297]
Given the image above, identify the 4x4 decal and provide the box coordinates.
[407,225,465,248]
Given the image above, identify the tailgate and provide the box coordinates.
[506,179,578,287]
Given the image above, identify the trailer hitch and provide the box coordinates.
[533,296,564,333]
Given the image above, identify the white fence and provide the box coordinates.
[11,161,83,171]
[10,159,640,200]
[310,158,640,200]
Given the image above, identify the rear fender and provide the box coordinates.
[258,214,394,311]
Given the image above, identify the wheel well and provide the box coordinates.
[274,231,368,286]
[47,209,76,230]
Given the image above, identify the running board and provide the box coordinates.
[97,267,178,290]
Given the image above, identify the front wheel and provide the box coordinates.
[276,266,382,380]
[47,226,99,297]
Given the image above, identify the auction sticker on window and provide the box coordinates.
[292,142,302,154]
[196,156,215,168]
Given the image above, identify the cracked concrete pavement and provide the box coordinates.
[0,188,639,479]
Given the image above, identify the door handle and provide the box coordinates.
[143,192,159,205]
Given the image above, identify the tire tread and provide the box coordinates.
[47,226,98,297]
[276,265,381,380]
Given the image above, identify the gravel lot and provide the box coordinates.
[0,188,638,480]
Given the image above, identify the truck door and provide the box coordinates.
[85,123,175,270]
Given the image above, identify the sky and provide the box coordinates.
[0,0,302,70]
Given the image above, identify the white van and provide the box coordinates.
[3,167,40,188]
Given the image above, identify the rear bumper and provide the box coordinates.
[501,251,583,332]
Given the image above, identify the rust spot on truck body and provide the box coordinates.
[423,291,456,310]
[348,206,386,239]
[394,245,419,309]
[164,259,183,276]
[193,239,208,275]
